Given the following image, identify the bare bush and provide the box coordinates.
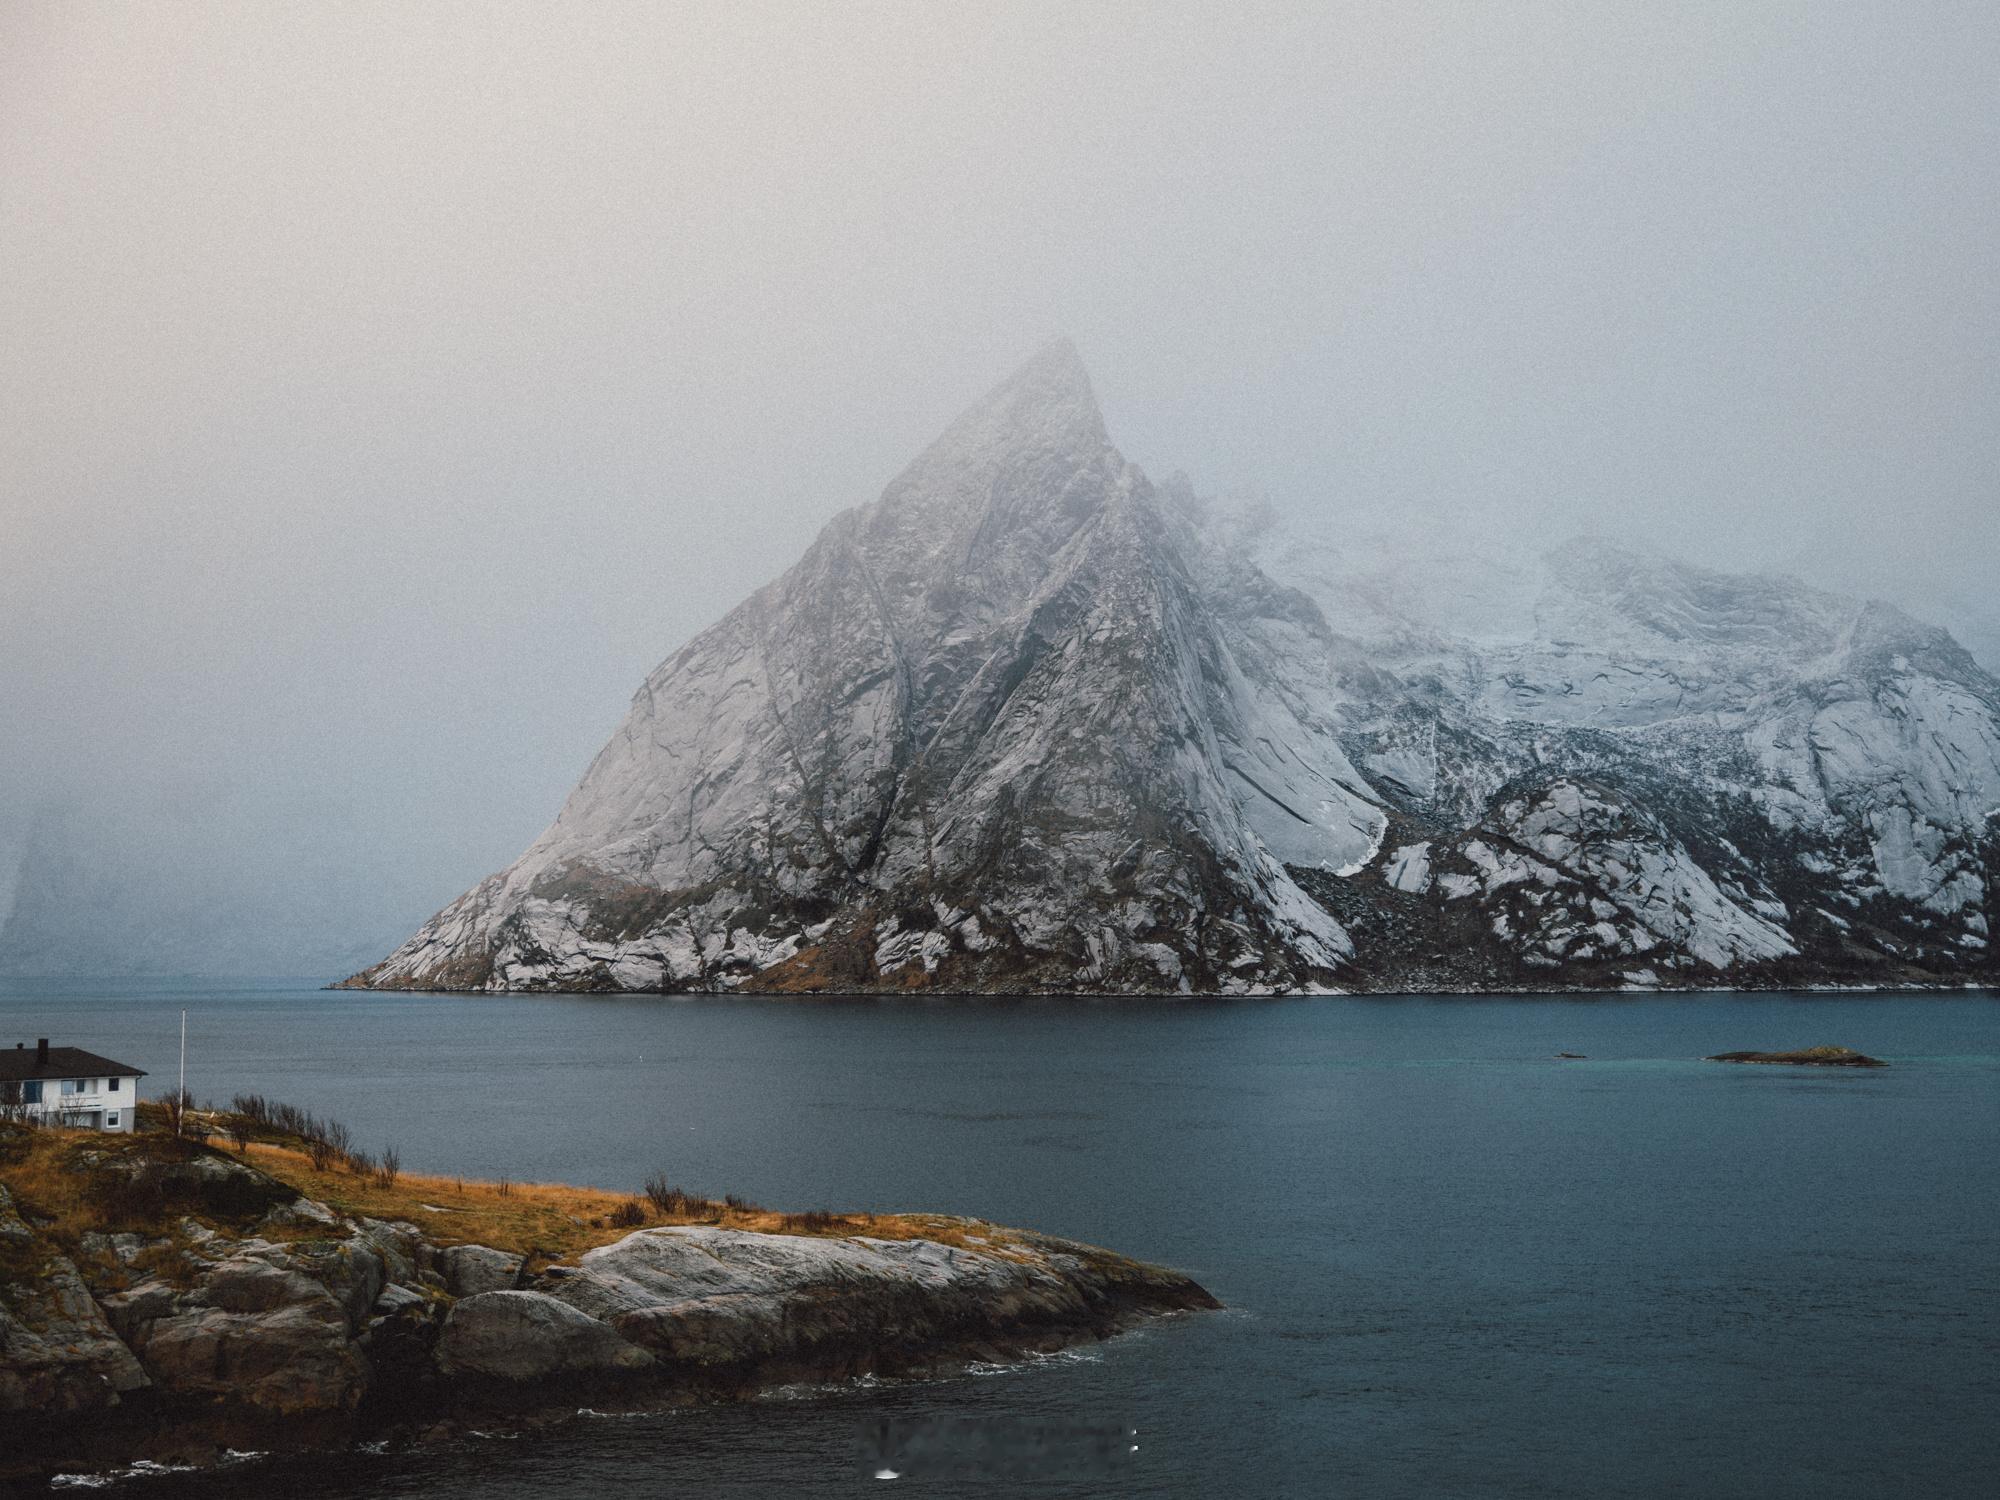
[608,1199,647,1228]
[375,1145,400,1189]
[302,1116,346,1172]
[778,1210,842,1233]
[643,1174,711,1218]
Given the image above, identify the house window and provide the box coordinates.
[106,1111,120,1128]
[109,1077,121,1092]
[63,1078,88,1095]
[22,1081,41,1104]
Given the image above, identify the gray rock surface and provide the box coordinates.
[440,1242,521,1297]
[0,1186,150,1415]
[544,1225,1147,1373]
[435,1289,655,1383]
[102,1244,371,1414]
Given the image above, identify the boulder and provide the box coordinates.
[114,1248,370,1413]
[440,1243,521,1297]
[133,1298,368,1413]
[434,1290,653,1384]
[269,1238,384,1328]
[371,1283,428,1316]
[198,1254,333,1315]
[353,1218,423,1286]
[545,1226,1088,1370]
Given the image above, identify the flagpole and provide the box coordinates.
[178,1010,186,1137]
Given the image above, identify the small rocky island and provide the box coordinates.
[0,1108,1215,1484]
[1704,1046,1888,1067]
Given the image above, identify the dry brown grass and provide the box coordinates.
[232,1138,1010,1261]
[0,1126,140,1235]
[1,1117,1038,1275]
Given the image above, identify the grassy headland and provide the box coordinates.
[2,1096,1037,1275]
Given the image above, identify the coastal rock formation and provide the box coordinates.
[0,1132,1214,1482]
[1705,1047,1888,1067]
[0,1185,149,1416]
[541,1223,1197,1382]
[347,345,2000,995]
[436,1290,657,1384]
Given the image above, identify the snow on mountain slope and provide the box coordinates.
[349,348,1998,995]
[1252,524,2000,988]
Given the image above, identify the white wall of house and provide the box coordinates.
[18,1075,140,1132]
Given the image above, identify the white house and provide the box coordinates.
[0,1039,148,1133]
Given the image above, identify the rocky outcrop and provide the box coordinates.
[343,346,2000,996]
[436,1290,656,1384]
[438,1242,521,1297]
[0,1186,149,1417]
[0,1140,1215,1483]
[1705,1047,1888,1067]
[107,1252,370,1414]
[537,1224,1205,1387]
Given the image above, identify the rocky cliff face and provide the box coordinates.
[348,345,2000,995]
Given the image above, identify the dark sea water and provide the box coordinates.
[5,980,1996,1498]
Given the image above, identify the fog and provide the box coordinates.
[4,2,1995,973]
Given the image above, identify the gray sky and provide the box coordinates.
[3,2,1996,968]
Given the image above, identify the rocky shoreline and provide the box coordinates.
[0,1135,1215,1485]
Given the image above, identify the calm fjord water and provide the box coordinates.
[6,981,1996,1498]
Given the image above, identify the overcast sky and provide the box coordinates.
[3,2,1996,967]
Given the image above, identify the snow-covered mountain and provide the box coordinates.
[349,344,2000,994]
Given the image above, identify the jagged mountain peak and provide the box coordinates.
[853,339,1132,634]
[350,344,1370,996]
[963,334,1101,441]
[873,337,1110,515]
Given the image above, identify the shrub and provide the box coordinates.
[345,1147,377,1179]
[723,1193,760,1214]
[303,1120,343,1172]
[375,1145,400,1189]
[644,1174,710,1217]
[608,1198,647,1228]
[779,1209,841,1233]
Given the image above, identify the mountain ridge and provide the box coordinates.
[345,346,2000,995]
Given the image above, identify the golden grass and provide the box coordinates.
[232,1138,1014,1261]
[0,1126,130,1234]
[1,1114,1059,1282]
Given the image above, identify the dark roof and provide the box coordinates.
[0,1045,148,1082]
